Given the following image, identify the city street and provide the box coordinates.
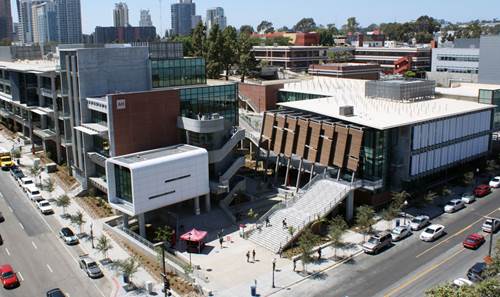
[274,189,500,297]
[0,170,112,297]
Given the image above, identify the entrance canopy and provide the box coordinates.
[180,228,207,243]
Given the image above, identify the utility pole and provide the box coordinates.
[154,242,171,297]
[484,216,499,259]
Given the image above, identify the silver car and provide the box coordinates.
[391,225,411,241]
[410,215,430,231]
[461,192,476,204]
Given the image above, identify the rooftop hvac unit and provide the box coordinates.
[339,106,354,117]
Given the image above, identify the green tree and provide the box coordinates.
[206,24,224,79]
[239,25,254,35]
[237,32,258,83]
[404,71,417,78]
[113,257,140,285]
[221,26,238,80]
[70,211,86,234]
[293,18,317,33]
[297,229,320,273]
[96,235,113,260]
[30,163,42,185]
[43,177,55,200]
[356,205,375,241]
[154,225,174,245]
[257,20,274,34]
[424,191,438,204]
[55,195,71,215]
[345,17,360,34]
[277,26,290,32]
[328,216,348,258]
[287,226,296,238]
[192,22,207,58]
[171,35,193,56]
[247,208,258,220]
[463,171,474,185]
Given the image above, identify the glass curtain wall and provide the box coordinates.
[479,89,500,129]
[114,165,132,203]
[151,58,206,88]
[361,129,388,181]
[278,91,326,103]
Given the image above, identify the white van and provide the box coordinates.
[26,185,43,202]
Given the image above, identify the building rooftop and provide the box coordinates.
[0,60,58,73]
[112,144,205,166]
[253,46,329,50]
[436,83,500,98]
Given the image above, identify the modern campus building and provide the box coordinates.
[252,32,321,46]
[113,2,129,27]
[171,0,200,36]
[0,42,243,238]
[478,35,500,85]
[353,46,432,73]
[94,26,157,44]
[308,63,381,80]
[0,0,13,41]
[252,46,329,71]
[206,7,226,33]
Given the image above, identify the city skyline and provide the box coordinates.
[8,0,500,35]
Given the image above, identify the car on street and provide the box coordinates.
[467,262,487,282]
[452,278,473,287]
[390,225,411,241]
[461,192,476,204]
[489,176,500,188]
[463,233,485,249]
[362,232,392,254]
[79,255,103,278]
[9,167,24,180]
[46,288,66,297]
[19,177,35,191]
[37,200,54,215]
[410,215,430,231]
[474,184,491,197]
[59,227,79,245]
[0,264,19,288]
[26,185,43,202]
[482,219,500,233]
[444,199,465,213]
[420,224,445,242]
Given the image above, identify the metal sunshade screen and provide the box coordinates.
[333,126,349,168]
[261,113,276,144]
[307,121,322,162]
[272,115,286,155]
[284,117,297,157]
[319,123,335,166]
[295,119,309,159]
[347,128,364,171]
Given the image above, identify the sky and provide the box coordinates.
[9,0,500,35]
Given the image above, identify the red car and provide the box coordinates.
[474,185,491,197]
[0,264,19,288]
[463,233,485,249]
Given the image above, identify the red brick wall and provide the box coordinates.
[295,32,320,46]
[239,83,284,112]
[111,89,180,156]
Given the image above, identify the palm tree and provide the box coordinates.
[70,211,86,235]
[96,235,113,261]
[55,195,71,216]
[113,257,140,285]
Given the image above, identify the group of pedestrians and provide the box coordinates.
[246,249,257,263]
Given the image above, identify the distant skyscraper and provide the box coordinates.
[171,0,200,36]
[114,2,129,27]
[206,7,226,33]
[139,9,153,27]
[17,0,44,43]
[55,0,83,44]
[0,0,13,41]
[31,1,57,44]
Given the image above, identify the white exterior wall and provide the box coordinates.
[431,47,480,73]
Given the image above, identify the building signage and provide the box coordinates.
[116,99,126,110]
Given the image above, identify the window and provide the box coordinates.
[152,58,207,88]
[115,165,132,204]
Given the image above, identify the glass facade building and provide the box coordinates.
[180,84,238,126]
[151,58,206,88]
[479,88,500,130]
[114,165,132,204]
[278,91,326,103]
[360,129,389,182]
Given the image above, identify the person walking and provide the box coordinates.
[282,218,287,229]
[317,247,322,261]
[293,258,297,271]
[252,249,256,262]
[246,251,250,263]
[265,217,270,227]
[219,235,223,248]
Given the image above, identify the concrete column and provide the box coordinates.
[249,142,253,155]
[138,213,146,238]
[204,194,211,212]
[309,164,315,183]
[274,155,280,184]
[194,197,201,215]
[123,214,129,229]
[283,158,291,187]
[346,191,354,222]
[295,159,303,191]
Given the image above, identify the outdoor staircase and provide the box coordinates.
[247,177,352,253]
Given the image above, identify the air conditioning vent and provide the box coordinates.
[339,106,354,116]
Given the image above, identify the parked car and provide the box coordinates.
[362,232,392,254]
[410,215,430,231]
[26,186,43,202]
[59,227,79,245]
[474,185,491,197]
[461,192,476,204]
[420,224,445,242]
[9,167,24,180]
[452,278,473,288]
[46,288,66,297]
[444,199,465,213]
[19,177,35,191]
[467,262,487,282]
[489,176,500,188]
[463,233,485,249]
[390,225,412,241]
[0,212,4,223]
[482,219,500,233]
[37,200,54,215]
[79,255,103,279]
[0,264,19,288]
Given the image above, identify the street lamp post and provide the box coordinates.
[403,200,409,226]
[476,168,480,187]
[90,223,94,249]
[188,233,192,267]
[484,216,499,258]
[154,242,171,297]
[272,258,276,288]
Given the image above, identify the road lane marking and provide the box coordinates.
[19,222,24,230]
[17,271,24,282]
[385,248,465,297]
[46,264,53,273]
[32,241,38,249]
[5,248,10,256]
[8,206,13,212]
[416,208,499,258]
